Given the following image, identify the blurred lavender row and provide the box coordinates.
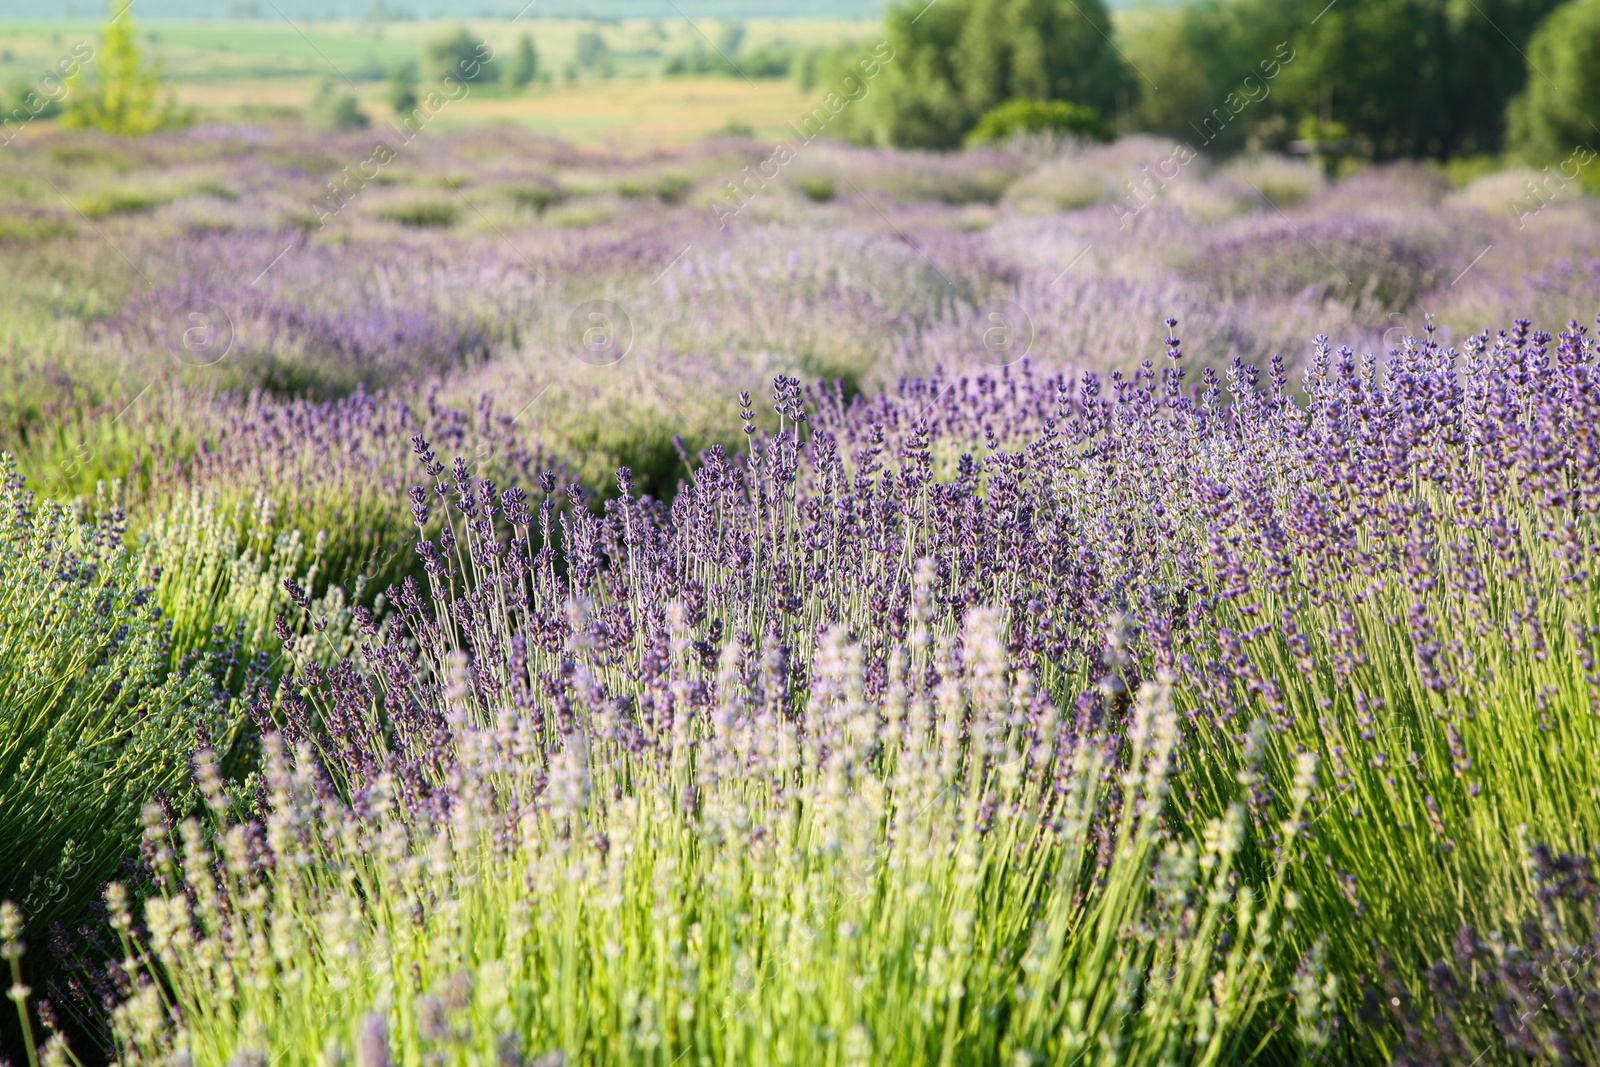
[5,127,1598,490]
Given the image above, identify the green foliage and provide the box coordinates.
[374,200,457,227]
[965,98,1111,145]
[573,29,614,77]
[387,58,418,113]
[616,171,692,204]
[71,186,167,218]
[793,41,864,92]
[1508,0,1600,167]
[307,79,368,131]
[503,33,538,89]
[1121,11,1210,138]
[3,77,64,122]
[717,18,746,56]
[0,213,72,243]
[1150,0,1566,158]
[141,490,363,686]
[62,0,188,136]
[795,173,837,202]
[664,39,793,79]
[506,179,566,214]
[849,0,1133,150]
[424,24,495,84]
[739,42,796,78]
[0,456,227,941]
[108,627,1316,1067]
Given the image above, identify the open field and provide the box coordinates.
[1,18,879,141]
[0,18,877,139]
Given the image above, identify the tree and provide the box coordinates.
[1508,0,1600,165]
[717,19,747,57]
[955,0,1133,122]
[425,24,494,85]
[1149,0,1566,158]
[503,34,538,89]
[846,0,1133,150]
[308,79,369,130]
[62,0,186,136]
[574,30,614,77]
[1121,9,1211,138]
[388,58,419,113]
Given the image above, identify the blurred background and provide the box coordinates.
[3,0,1598,499]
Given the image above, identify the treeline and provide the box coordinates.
[809,0,1600,166]
[1126,0,1569,159]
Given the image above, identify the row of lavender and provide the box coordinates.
[6,316,1591,1066]
[11,129,1600,504]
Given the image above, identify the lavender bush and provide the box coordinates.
[107,634,1322,1067]
[4,116,1600,1066]
[139,488,364,682]
[0,315,1574,1063]
[0,457,228,941]
[20,384,557,648]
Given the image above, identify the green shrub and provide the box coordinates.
[71,187,167,218]
[848,0,1134,149]
[375,200,457,227]
[142,489,363,686]
[425,24,495,84]
[793,41,864,92]
[618,172,693,204]
[0,456,228,940]
[965,98,1110,145]
[3,77,64,122]
[573,29,613,77]
[308,79,369,131]
[0,213,72,243]
[387,58,419,114]
[503,33,538,89]
[795,173,837,202]
[506,181,565,214]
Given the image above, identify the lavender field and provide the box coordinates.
[4,113,1600,1067]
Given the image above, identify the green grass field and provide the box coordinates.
[1,17,880,143]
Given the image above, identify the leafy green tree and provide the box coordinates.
[574,29,614,76]
[388,58,419,113]
[1149,0,1565,158]
[717,19,747,57]
[62,0,187,136]
[503,33,538,89]
[425,24,494,84]
[1508,0,1600,165]
[848,0,1132,150]
[1121,10,1211,137]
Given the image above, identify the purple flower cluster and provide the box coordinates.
[238,313,1598,1061]
[1378,843,1600,1067]
[109,229,514,397]
[112,384,562,604]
